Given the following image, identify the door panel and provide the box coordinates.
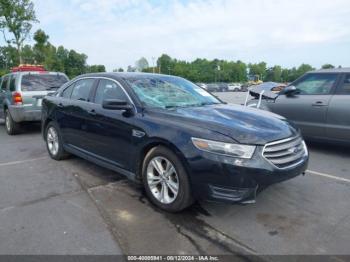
[271,95,331,138]
[326,74,350,141]
[270,73,339,138]
[60,100,91,149]
[326,95,350,141]
[84,105,135,169]
[55,83,74,139]
[0,91,4,119]
[0,76,9,118]
[83,79,136,169]
[56,78,96,149]
[54,96,89,149]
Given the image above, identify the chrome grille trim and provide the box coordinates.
[263,137,303,153]
[262,136,308,169]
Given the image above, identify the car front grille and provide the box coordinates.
[263,136,307,169]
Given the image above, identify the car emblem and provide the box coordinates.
[132,129,145,138]
[288,147,299,154]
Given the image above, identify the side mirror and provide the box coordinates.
[102,99,133,112]
[283,85,299,96]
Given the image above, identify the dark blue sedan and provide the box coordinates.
[41,73,308,212]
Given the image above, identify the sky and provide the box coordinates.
[30,0,350,71]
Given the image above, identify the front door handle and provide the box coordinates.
[58,103,64,108]
[312,101,327,107]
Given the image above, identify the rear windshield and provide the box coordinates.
[21,74,68,91]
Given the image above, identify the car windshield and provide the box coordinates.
[21,74,68,91]
[125,76,221,109]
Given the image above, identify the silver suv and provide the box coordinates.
[247,68,350,143]
[0,69,68,135]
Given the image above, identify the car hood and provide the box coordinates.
[249,82,286,99]
[158,104,298,145]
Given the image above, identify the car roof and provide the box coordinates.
[310,68,350,74]
[75,72,181,82]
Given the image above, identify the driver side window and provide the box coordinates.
[94,79,127,105]
[294,74,338,95]
[336,74,350,95]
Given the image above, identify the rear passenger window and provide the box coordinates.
[71,79,95,101]
[1,76,9,91]
[61,84,74,99]
[9,76,16,91]
[337,74,350,95]
[94,79,127,105]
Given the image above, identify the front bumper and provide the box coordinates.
[186,146,309,204]
[8,105,41,122]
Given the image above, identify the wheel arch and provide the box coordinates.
[136,138,191,183]
[42,117,54,139]
[3,102,9,116]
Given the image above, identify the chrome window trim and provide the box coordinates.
[262,136,308,170]
[59,76,137,113]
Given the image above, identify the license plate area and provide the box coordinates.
[36,99,42,107]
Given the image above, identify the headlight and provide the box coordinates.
[191,138,256,159]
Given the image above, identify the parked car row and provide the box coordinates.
[227,83,243,92]
[196,82,244,92]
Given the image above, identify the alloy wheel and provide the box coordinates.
[5,113,11,132]
[146,156,179,204]
[47,127,59,156]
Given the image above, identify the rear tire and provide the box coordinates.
[45,122,69,160]
[142,146,194,212]
[4,109,20,135]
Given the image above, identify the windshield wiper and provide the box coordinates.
[200,102,220,106]
[165,102,220,109]
[165,104,198,109]
[46,86,60,90]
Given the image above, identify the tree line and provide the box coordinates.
[0,0,105,78]
[140,54,340,83]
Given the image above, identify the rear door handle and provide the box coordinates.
[89,109,97,116]
[312,101,327,107]
[58,103,64,108]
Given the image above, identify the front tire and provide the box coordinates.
[45,122,69,160]
[142,146,194,212]
[4,109,21,135]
